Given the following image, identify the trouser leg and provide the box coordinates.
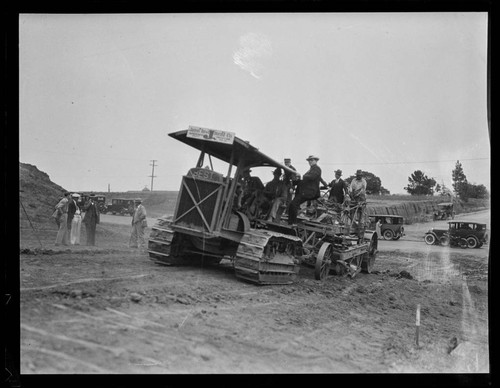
[137,224,145,248]
[55,214,68,245]
[269,198,284,220]
[129,224,138,247]
[86,223,96,246]
[288,195,303,224]
[75,220,81,244]
[91,223,96,245]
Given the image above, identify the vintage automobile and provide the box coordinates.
[147,126,377,285]
[76,194,107,213]
[424,221,488,248]
[104,198,139,216]
[368,215,405,240]
[433,202,455,221]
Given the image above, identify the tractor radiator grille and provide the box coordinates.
[174,177,222,232]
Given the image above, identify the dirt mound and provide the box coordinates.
[19,163,68,226]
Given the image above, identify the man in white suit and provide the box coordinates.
[129,199,148,250]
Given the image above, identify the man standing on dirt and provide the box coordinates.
[54,191,71,246]
[349,170,368,238]
[67,193,79,232]
[129,199,148,250]
[83,193,100,246]
[287,155,322,226]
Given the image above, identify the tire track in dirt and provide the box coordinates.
[20,274,151,292]
[21,345,112,373]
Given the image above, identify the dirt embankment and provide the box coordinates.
[366,198,490,224]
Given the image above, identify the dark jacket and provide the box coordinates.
[297,164,322,199]
[284,165,298,187]
[67,199,78,225]
[264,178,287,200]
[328,178,348,203]
[83,201,100,225]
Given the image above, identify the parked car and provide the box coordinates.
[424,221,488,248]
[105,198,139,216]
[76,194,107,213]
[433,202,455,221]
[368,215,405,240]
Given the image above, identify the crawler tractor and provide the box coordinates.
[148,126,378,285]
[148,126,303,285]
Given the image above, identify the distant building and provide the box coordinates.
[142,186,150,192]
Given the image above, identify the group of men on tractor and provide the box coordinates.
[236,155,367,228]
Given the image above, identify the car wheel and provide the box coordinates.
[383,229,394,240]
[477,242,484,248]
[466,236,478,249]
[392,233,401,241]
[424,234,436,245]
[459,238,468,249]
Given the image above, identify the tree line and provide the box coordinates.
[404,160,489,201]
[342,161,488,201]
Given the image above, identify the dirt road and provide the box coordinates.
[19,211,490,374]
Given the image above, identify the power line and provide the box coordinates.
[22,146,488,166]
[317,157,489,166]
[149,160,157,192]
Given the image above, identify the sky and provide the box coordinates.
[19,12,490,195]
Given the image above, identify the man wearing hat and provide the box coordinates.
[287,155,323,225]
[239,168,264,214]
[349,170,368,238]
[129,199,148,250]
[54,191,71,246]
[349,169,367,203]
[327,169,349,205]
[83,193,100,246]
[67,193,79,232]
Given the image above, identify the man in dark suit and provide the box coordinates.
[83,193,100,246]
[322,169,348,223]
[283,158,298,206]
[287,155,322,225]
[67,193,79,231]
[327,169,348,204]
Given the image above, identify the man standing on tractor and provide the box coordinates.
[287,155,323,226]
[283,158,298,207]
[349,169,367,202]
[322,169,349,223]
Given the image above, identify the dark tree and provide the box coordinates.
[466,183,489,199]
[452,160,468,200]
[404,170,437,195]
[345,170,389,195]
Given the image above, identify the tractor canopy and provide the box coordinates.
[169,126,297,175]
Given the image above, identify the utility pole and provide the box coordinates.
[149,160,157,192]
